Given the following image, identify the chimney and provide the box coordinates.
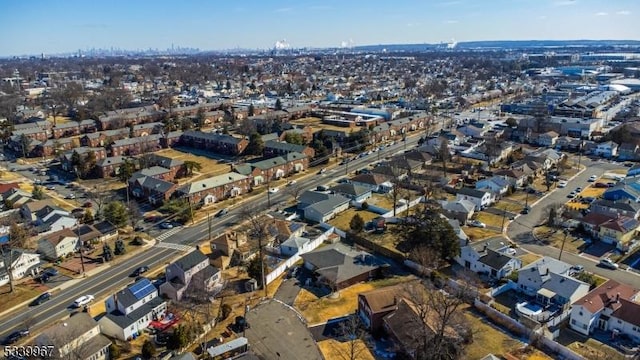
[234,231,239,248]
[545,268,549,275]
[616,292,620,302]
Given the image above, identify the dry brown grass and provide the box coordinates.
[317,339,376,360]
[328,208,380,230]
[474,212,505,228]
[366,194,395,210]
[465,227,501,241]
[295,276,415,324]
[519,253,542,266]
[0,284,41,309]
[533,226,586,254]
[463,306,524,359]
[579,186,606,198]
[155,148,231,179]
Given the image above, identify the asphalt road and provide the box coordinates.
[0,134,426,341]
[507,158,640,288]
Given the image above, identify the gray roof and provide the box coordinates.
[174,250,208,271]
[111,134,161,147]
[132,166,171,179]
[104,296,165,328]
[133,122,162,131]
[233,163,253,176]
[178,172,248,195]
[96,156,127,167]
[520,256,571,283]
[329,183,371,198]
[148,153,184,169]
[592,199,640,212]
[134,176,176,193]
[305,195,350,216]
[264,140,308,153]
[37,312,111,353]
[280,236,310,250]
[298,190,333,209]
[251,156,288,170]
[541,272,588,300]
[477,249,515,271]
[300,243,384,285]
[457,187,488,198]
[182,130,244,145]
[441,199,475,214]
[261,133,280,142]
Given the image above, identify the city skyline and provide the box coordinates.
[1,0,640,56]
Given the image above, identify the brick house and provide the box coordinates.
[110,134,162,156]
[96,156,127,178]
[161,130,183,148]
[263,140,316,158]
[145,154,185,179]
[176,172,251,205]
[97,105,162,130]
[51,119,97,139]
[130,176,178,205]
[131,122,163,137]
[279,126,314,144]
[60,147,108,172]
[179,131,248,156]
[34,138,75,157]
[81,128,130,148]
[11,127,49,142]
[358,285,404,332]
[234,152,308,185]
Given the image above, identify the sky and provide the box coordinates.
[1,0,639,56]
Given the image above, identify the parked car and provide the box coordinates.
[570,265,584,273]
[468,220,486,228]
[520,207,530,214]
[607,182,616,187]
[215,208,229,217]
[595,182,608,188]
[132,266,150,277]
[45,185,55,190]
[30,292,52,306]
[160,222,173,230]
[599,258,619,270]
[72,295,95,308]
[65,193,76,199]
[43,268,59,277]
[3,329,29,344]
[557,180,568,188]
[287,180,297,186]
[268,187,280,194]
[567,192,577,198]
[588,175,598,182]
[318,168,327,174]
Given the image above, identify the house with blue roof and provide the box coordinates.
[603,181,640,202]
[99,278,167,341]
[476,176,512,195]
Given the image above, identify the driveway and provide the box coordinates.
[244,300,323,360]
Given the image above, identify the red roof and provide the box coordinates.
[573,280,637,314]
[0,182,20,194]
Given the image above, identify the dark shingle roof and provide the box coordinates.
[175,250,208,271]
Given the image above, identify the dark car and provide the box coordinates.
[43,268,59,277]
[132,265,150,277]
[595,182,608,188]
[215,208,229,217]
[3,329,29,344]
[38,273,50,283]
[30,292,52,306]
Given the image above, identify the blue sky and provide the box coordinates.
[1,0,639,56]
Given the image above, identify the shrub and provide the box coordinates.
[141,340,156,359]
[108,344,121,359]
[361,201,369,210]
[220,303,232,320]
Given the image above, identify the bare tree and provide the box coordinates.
[239,205,268,296]
[333,315,367,360]
[284,181,304,202]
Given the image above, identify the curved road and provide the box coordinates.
[507,158,640,288]
[0,135,425,341]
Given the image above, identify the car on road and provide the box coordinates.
[599,258,619,270]
[595,182,608,188]
[132,265,150,277]
[160,222,174,230]
[215,208,229,217]
[65,193,76,199]
[72,294,95,308]
[45,185,55,190]
[574,187,582,192]
[268,187,280,194]
[286,180,297,186]
[558,180,568,188]
[520,206,530,214]
[3,329,29,344]
[567,191,577,198]
[30,291,52,306]
[570,265,584,273]
[468,220,486,228]
[588,175,598,182]
[318,168,327,174]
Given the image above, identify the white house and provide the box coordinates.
[455,237,521,279]
[279,236,311,257]
[0,249,41,287]
[517,257,572,296]
[538,131,559,147]
[458,124,487,138]
[159,249,222,301]
[99,278,167,341]
[349,173,394,194]
[570,280,640,340]
[35,312,111,360]
[37,228,79,260]
[303,195,350,223]
[475,176,511,196]
[456,187,493,211]
[593,141,619,158]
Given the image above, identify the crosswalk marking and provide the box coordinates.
[155,228,181,241]
[155,242,194,252]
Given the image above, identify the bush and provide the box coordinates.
[131,236,145,246]
[141,340,156,359]
[361,201,369,210]
[220,303,232,320]
[108,344,121,359]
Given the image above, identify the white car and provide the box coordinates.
[73,295,94,307]
[558,180,568,188]
[287,180,297,186]
[588,175,598,182]
[468,220,486,228]
[268,187,280,194]
[599,258,619,270]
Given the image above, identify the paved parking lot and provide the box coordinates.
[244,300,323,360]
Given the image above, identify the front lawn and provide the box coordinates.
[533,226,588,254]
[317,340,375,360]
[328,208,380,231]
[474,212,505,228]
[465,227,501,241]
[519,253,542,266]
[463,306,524,359]
[0,284,41,310]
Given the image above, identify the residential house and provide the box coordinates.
[95,156,127,178]
[99,278,167,341]
[279,236,312,257]
[60,147,108,172]
[440,199,475,225]
[160,249,222,301]
[329,183,372,203]
[524,148,563,170]
[145,154,185,179]
[538,131,560,147]
[161,130,183,148]
[358,285,410,334]
[591,199,640,220]
[530,272,589,310]
[476,176,512,196]
[3,188,32,208]
[35,312,111,360]
[455,237,521,279]
[179,131,248,156]
[628,164,640,178]
[210,231,254,269]
[109,134,162,156]
[33,205,76,234]
[0,249,41,287]
[131,122,163,137]
[458,124,487,139]
[11,126,48,142]
[129,176,178,205]
[456,187,494,211]
[77,224,103,245]
[494,166,533,188]
[80,128,129,148]
[603,183,640,202]
[176,173,251,205]
[593,141,619,158]
[34,138,75,157]
[21,199,57,221]
[93,220,119,242]
[8,136,40,157]
[37,228,80,260]
[297,191,350,223]
[349,173,394,194]
[51,120,97,139]
[618,143,640,161]
[569,280,640,340]
[300,242,385,290]
[517,257,572,296]
[234,152,308,185]
[598,216,639,252]
[263,140,316,158]
[580,212,616,239]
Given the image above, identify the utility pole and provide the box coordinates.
[207,212,212,240]
[187,196,194,224]
[76,222,86,277]
[501,207,507,233]
[559,230,569,261]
